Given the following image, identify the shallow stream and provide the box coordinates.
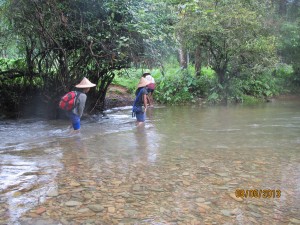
[0,98,299,224]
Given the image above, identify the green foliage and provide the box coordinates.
[175,0,278,96]
[155,73,193,104]
[0,0,154,117]
[229,64,294,101]
[275,63,299,93]
[207,92,220,104]
[0,58,26,70]
[113,62,218,105]
[111,69,142,93]
[241,95,265,105]
[152,65,217,104]
[114,61,296,105]
[278,19,300,89]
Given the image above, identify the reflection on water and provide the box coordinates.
[0,99,300,224]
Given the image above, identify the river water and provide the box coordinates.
[0,98,299,225]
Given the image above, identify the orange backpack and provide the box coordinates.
[59,91,80,111]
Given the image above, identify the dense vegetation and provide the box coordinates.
[0,0,299,118]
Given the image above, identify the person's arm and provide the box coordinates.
[143,93,148,112]
[77,94,87,117]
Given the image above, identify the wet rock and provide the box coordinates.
[88,204,104,212]
[183,180,191,186]
[108,206,116,213]
[111,180,122,186]
[290,218,300,224]
[116,198,125,203]
[36,207,46,215]
[248,217,259,224]
[216,186,229,190]
[250,212,262,218]
[196,203,211,210]
[65,201,82,207]
[247,204,261,214]
[202,159,216,163]
[252,178,262,182]
[73,212,96,218]
[126,198,135,203]
[211,178,226,185]
[148,187,165,192]
[13,191,22,197]
[133,191,149,195]
[196,198,205,203]
[221,209,232,217]
[69,181,81,187]
[159,207,166,213]
[216,172,228,177]
[83,193,93,199]
[198,207,206,213]
[71,188,85,193]
[132,184,141,191]
[47,188,59,197]
[125,210,138,218]
[78,208,90,213]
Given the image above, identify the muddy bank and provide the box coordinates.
[105,84,134,109]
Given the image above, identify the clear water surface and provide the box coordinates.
[0,98,299,225]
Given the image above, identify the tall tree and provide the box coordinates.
[1,0,146,117]
[278,0,300,84]
[175,0,278,94]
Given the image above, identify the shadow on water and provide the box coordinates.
[0,99,300,224]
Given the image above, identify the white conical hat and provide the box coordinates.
[137,77,151,88]
[75,77,96,88]
[143,69,151,76]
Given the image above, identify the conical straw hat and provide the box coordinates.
[142,69,151,76]
[75,77,96,88]
[137,77,151,88]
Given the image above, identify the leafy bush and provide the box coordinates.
[154,66,216,104]
[242,73,282,98]
[241,95,265,104]
[0,58,26,70]
[207,92,220,104]
[275,63,299,93]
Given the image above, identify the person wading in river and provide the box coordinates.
[142,71,155,107]
[67,77,96,132]
[133,77,150,126]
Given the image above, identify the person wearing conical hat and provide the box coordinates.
[142,71,155,107]
[68,77,96,131]
[133,77,150,126]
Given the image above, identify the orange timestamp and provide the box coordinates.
[235,189,281,198]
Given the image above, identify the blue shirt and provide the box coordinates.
[135,87,148,106]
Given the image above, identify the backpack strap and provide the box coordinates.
[74,91,81,109]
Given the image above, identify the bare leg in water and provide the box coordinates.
[148,92,154,107]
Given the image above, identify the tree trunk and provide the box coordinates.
[216,68,225,85]
[87,72,115,113]
[178,46,187,69]
[195,46,202,76]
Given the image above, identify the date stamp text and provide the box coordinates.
[235,189,281,198]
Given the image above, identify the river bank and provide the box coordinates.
[0,83,299,121]
[105,84,134,109]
